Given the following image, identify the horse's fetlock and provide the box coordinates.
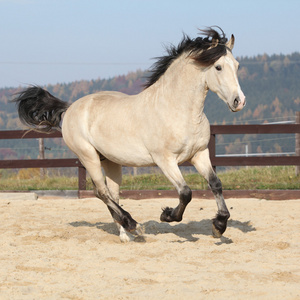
[121,212,137,232]
[219,210,230,220]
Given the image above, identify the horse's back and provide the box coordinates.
[63,90,129,126]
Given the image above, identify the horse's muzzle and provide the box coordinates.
[232,94,246,112]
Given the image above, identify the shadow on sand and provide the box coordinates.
[70,218,256,244]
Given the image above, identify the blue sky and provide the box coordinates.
[0,0,299,88]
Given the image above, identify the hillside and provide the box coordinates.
[0,52,299,160]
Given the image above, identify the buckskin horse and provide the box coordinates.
[13,27,246,242]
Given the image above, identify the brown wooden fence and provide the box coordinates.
[1,124,300,199]
[208,124,300,167]
[0,130,87,193]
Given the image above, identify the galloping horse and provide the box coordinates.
[14,27,245,242]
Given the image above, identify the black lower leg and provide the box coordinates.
[107,205,138,232]
[95,188,138,233]
[209,174,230,237]
[160,185,192,222]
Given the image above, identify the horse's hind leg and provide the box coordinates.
[102,159,137,242]
[74,145,142,239]
[101,159,122,203]
[191,148,230,238]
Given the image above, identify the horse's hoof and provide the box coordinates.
[134,223,145,236]
[212,212,229,238]
[128,223,144,236]
[212,224,222,238]
[119,224,144,243]
[160,207,182,222]
[120,228,134,243]
[160,207,173,222]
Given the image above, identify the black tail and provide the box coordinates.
[12,86,69,133]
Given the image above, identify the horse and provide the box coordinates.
[13,27,246,242]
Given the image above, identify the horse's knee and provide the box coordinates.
[209,174,222,195]
[180,185,192,205]
[94,187,111,203]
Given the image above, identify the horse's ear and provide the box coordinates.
[211,38,219,48]
[226,34,235,50]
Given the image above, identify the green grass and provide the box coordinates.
[0,166,299,191]
[218,166,300,190]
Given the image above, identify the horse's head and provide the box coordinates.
[205,35,246,112]
[144,26,246,112]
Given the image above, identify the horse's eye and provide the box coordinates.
[215,65,222,71]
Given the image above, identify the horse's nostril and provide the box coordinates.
[234,98,239,107]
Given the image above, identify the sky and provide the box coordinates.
[0,0,299,89]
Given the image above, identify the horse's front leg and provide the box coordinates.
[191,148,230,237]
[156,159,192,222]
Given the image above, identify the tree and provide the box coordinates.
[271,97,282,117]
[263,62,269,74]
[283,56,290,67]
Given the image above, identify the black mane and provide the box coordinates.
[144,27,229,89]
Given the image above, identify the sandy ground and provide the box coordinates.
[0,195,300,300]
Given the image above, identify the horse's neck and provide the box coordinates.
[145,55,208,119]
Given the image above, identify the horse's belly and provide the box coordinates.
[94,141,155,167]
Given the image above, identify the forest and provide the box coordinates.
[0,52,299,160]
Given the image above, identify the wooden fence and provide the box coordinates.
[0,130,87,193]
[0,123,300,199]
[208,124,300,167]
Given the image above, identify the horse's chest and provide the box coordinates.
[175,132,210,163]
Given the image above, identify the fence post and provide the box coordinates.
[296,112,300,176]
[38,138,46,179]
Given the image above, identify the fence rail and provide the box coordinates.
[1,123,300,198]
[0,130,87,192]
